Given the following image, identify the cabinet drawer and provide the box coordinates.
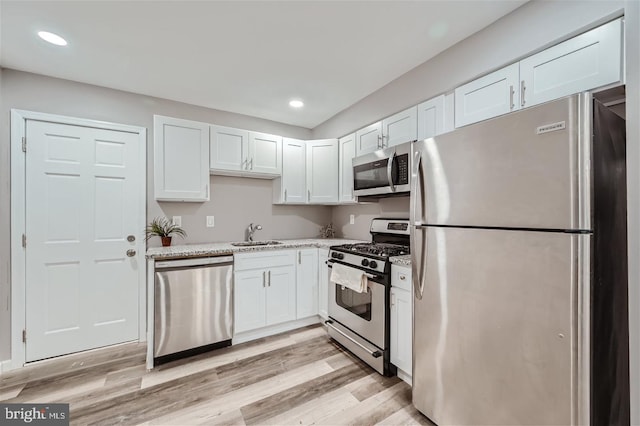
[392,265,412,292]
[234,250,296,271]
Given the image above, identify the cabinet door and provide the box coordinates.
[318,249,329,319]
[338,133,356,203]
[154,115,210,202]
[296,249,319,319]
[280,138,306,203]
[417,95,445,140]
[265,265,296,326]
[390,287,412,375]
[454,63,520,128]
[250,132,282,175]
[520,18,622,108]
[382,106,417,147]
[234,270,267,333]
[210,125,249,173]
[355,122,383,156]
[306,139,339,204]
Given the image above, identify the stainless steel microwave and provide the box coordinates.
[353,142,412,197]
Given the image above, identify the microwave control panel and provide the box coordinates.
[396,154,409,185]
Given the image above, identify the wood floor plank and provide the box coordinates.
[1,324,424,426]
[240,362,370,425]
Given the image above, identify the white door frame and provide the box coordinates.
[9,109,147,370]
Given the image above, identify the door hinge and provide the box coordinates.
[22,329,26,343]
[22,234,26,248]
[21,137,26,153]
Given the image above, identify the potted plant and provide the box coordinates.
[145,217,187,247]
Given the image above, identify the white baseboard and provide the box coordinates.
[0,359,15,374]
[232,316,321,345]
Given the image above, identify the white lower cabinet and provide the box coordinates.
[234,251,296,334]
[296,248,319,319]
[390,265,412,384]
[318,249,329,319]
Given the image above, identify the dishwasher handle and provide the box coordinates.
[155,256,234,269]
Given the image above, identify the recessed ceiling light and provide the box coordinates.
[289,100,304,108]
[38,31,67,46]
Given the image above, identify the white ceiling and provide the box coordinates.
[0,1,527,129]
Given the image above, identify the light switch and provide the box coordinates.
[172,216,182,227]
[206,216,215,228]
[349,214,355,225]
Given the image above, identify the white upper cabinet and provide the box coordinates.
[250,132,282,175]
[355,122,383,156]
[454,18,623,128]
[210,125,248,172]
[455,63,520,128]
[277,138,306,203]
[519,18,623,108]
[338,133,356,203]
[307,139,339,204]
[154,115,210,202]
[417,95,446,140]
[210,126,282,178]
[382,106,417,147]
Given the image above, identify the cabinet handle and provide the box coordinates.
[391,293,396,307]
[509,85,515,110]
[249,158,253,170]
[284,189,287,201]
[520,81,526,107]
[308,190,311,202]
[377,134,382,149]
[268,270,271,287]
[298,251,301,264]
[263,271,266,287]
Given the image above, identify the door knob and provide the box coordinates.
[126,249,136,257]
[127,235,135,242]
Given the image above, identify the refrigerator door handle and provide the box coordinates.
[410,148,426,300]
[387,151,396,192]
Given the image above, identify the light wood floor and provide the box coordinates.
[0,324,434,425]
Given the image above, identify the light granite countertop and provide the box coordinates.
[146,238,367,260]
[390,255,412,267]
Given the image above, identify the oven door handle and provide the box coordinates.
[387,151,396,192]
[325,320,382,358]
[326,260,379,280]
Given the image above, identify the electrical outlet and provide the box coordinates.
[206,216,215,228]
[172,216,182,227]
[349,214,355,225]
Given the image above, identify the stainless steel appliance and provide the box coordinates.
[327,218,409,375]
[353,142,411,197]
[154,255,234,361]
[411,93,629,425]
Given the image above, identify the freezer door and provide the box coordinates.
[412,226,589,425]
[414,94,590,231]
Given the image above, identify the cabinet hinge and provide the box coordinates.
[21,137,26,153]
[22,329,26,343]
[22,234,26,248]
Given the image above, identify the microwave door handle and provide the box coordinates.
[387,151,396,192]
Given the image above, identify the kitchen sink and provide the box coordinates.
[230,240,282,247]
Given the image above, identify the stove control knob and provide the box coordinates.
[338,253,344,260]
[369,260,378,269]
[331,252,339,259]
[361,259,370,267]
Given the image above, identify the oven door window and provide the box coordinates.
[335,284,372,321]
[353,159,389,190]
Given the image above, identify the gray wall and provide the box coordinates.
[332,197,409,240]
[0,69,327,362]
[624,0,640,423]
[312,0,625,139]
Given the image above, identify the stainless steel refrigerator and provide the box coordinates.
[410,93,629,425]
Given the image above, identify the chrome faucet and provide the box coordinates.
[246,223,262,241]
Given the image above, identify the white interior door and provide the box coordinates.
[25,119,142,362]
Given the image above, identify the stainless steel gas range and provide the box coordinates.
[326,218,410,376]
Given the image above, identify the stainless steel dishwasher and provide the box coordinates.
[154,255,233,361]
